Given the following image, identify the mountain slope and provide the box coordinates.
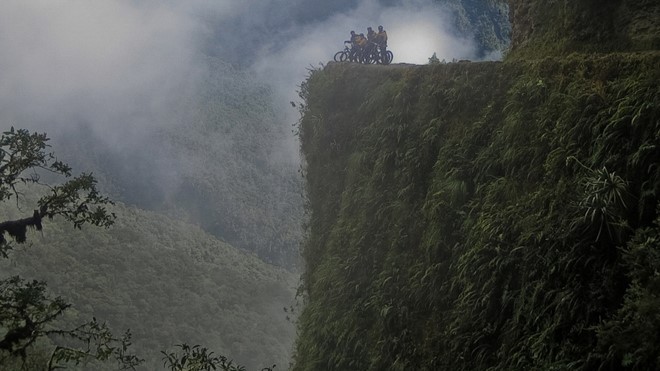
[439,0,510,57]
[293,48,659,370]
[294,2,660,368]
[52,57,303,269]
[1,196,297,370]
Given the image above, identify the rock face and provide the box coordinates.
[292,0,660,371]
[291,2,660,370]
[293,52,660,370]
[508,0,660,55]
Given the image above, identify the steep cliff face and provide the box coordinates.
[508,0,660,55]
[294,48,660,371]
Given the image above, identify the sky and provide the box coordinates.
[0,0,482,172]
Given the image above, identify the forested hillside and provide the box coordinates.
[52,58,303,268]
[0,190,297,370]
[438,0,510,57]
[293,0,660,369]
[0,56,301,370]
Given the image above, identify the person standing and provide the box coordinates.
[354,32,368,62]
[367,26,377,42]
[345,30,359,61]
[376,25,388,63]
[366,27,379,63]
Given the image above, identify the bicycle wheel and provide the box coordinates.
[361,53,372,64]
[384,51,394,65]
[369,53,379,64]
[334,51,346,62]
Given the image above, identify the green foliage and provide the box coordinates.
[0,127,71,201]
[569,157,631,243]
[0,269,142,370]
[593,215,660,369]
[0,127,115,254]
[294,51,660,370]
[162,343,275,371]
[507,0,660,58]
[427,53,441,65]
[47,320,142,370]
[0,276,70,356]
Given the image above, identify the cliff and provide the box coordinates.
[509,0,660,56]
[293,3,660,368]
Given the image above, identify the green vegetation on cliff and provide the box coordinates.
[293,51,659,370]
[508,0,660,57]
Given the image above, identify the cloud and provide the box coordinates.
[0,0,476,136]
[250,0,476,124]
[382,3,476,64]
[0,0,204,148]
[0,0,482,172]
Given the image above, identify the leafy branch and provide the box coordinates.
[0,127,115,255]
[162,343,275,371]
[568,156,631,242]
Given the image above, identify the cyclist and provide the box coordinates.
[367,27,377,41]
[345,30,358,44]
[354,33,368,62]
[363,27,380,63]
[375,25,388,63]
[345,31,359,61]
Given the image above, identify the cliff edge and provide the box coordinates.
[509,0,659,56]
[293,1,659,370]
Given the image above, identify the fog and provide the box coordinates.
[253,0,476,119]
[0,0,483,259]
[0,1,205,149]
[0,0,477,148]
[0,0,489,265]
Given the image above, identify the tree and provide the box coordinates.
[427,52,441,65]
[0,127,142,370]
[0,127,115,253]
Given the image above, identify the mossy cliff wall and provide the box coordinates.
[508,0,660,56]
[294,51,660,370]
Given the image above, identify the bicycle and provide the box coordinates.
[382,49,394,65]
[334,41,356,62]
[333,41,393,64]
[363,42,380,64]
[363,42,394,65]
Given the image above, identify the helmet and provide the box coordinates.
[350,30,356,35]
[378,25,383,31]
[367,27,373,31]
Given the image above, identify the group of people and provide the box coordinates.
[344,25,389,64]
